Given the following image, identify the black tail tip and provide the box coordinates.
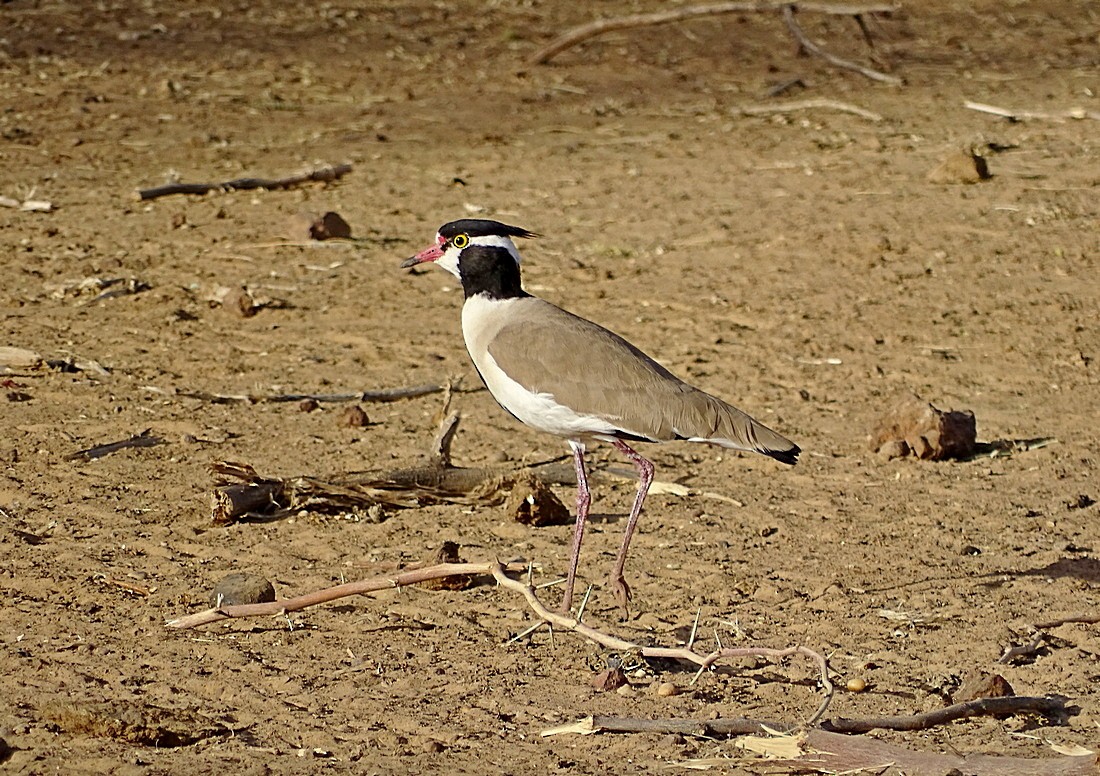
[768,444,801,466]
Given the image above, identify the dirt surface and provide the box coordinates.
[2,1,1099,773]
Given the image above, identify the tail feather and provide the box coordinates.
[674,392,800,465]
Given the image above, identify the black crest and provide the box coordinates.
[439,219,539,241]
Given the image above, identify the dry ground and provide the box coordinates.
[1,1,1098,773]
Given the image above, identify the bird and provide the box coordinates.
[402,218,800,612]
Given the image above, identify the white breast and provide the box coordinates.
[461,295,620,441]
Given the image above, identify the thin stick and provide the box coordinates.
[166,561,514,629]
[782,5,902,84]
[733,97,883,121]
[555,693,1067,736]
[137,163,352,201]
[65,429,164,462]
[821,695,1068,733]
[160,382,460,405]
[167,559,834,725]
[489,563,835,726]
[999,612,1099,663]
[527,2,898,80]
[1032,613,1100,629]
[964,101,1100,122]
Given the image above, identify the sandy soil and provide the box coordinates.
[2,1,1098,773]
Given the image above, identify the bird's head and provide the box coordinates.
[401,219,538,279]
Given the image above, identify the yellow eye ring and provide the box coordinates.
[451,233,470,249]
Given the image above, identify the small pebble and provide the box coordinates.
[846,677,868,693]
[657,682,679,697]
[210,572,276,607]
[298,398,319,412]
[339,405,369,427]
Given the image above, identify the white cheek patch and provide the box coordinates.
[435,245,463,278]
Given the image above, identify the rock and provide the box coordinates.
[209,572,276,607]
[287,211,352,241]
[869,394,978,460]
[338,405,369,427]
[927,148,992,184]
[953,670,1014,703]
[504,472,570,526]
[591,667,628,692]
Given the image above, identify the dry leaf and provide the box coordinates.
[540,716,597,737]
[732,731,808,759]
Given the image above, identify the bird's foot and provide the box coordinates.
[608,573,632,615]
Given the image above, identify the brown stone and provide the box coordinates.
[869,394,978,460]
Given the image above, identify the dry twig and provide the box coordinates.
[167,560,1085,767]
[136,163,352,201]
[167,559,833,724]
[155,381,459,405]
[964,101,1100,122]
[732,97,883,120]
[781,4,902,84]
[65,429,164,462]
[549,718,1092,775]
[526,1,900,85]
[999,612,1100,664]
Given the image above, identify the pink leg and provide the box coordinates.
[609,439,655,610]
[561,440,590,613]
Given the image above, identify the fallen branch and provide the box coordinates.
[781,4,902,84]
[152,381,460,405]
[166,561,511,629]
[166,559,1084,769]
[167,558,833,724]
[136,163,352,201]
[207,458,580,523]
[999,612,1100,664]
[1033,613,1100,629]
[550,718,1093,775]
[964,101,1100,123]
[65,429,164,462]
[732,97,883,120]
[526,1,900,85]
[821,695,1069,733]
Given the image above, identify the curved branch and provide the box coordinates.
[781,4,902,84]
[526,1,900,84]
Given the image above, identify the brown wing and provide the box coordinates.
[487,299,799,462]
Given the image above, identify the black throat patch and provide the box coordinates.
[457,245,528,300]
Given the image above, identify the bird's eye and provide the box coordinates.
[451,233,470,249]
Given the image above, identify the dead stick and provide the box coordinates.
[526,1,897,68]
[782,5,902,84]
[999,612,1099,663]
[963,101,1100,122]
[172,382,461,404]
[65,429,164,461]
[588,715,786,736]
[489,564,835,726]
[822,696,1068,733]
[166,561,511,629]
[581,695,1067,735]
[733,97,883,121]
[166,559,834,725]
[1032,613,1100,629]
[137,163,352,201]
